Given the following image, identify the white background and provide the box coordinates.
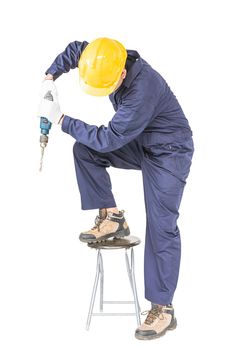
[0,0,232,349]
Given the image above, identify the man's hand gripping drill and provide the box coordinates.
[37,79,63,171]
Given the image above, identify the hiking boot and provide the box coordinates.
[135,304,177,340]
[79,210,130,243]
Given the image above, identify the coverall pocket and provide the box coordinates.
[142,139,194,185]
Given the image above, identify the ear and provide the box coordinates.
[121,68,127,80]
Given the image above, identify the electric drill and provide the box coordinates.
[39,90,53,171]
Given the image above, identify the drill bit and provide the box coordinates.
[39,134,49,172]
[39,145,45,172]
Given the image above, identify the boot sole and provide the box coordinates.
[135,318,177,340]
[79,227,130,243]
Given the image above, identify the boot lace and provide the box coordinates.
[141,306,172,325]
[91,215,104,231]
[91,210,124,231]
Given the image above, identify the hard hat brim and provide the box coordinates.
[79,77,118,97]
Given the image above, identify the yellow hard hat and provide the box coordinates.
[79,37,127,96]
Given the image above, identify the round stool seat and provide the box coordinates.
[87,235,141,249]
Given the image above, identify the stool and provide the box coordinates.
[85,236,141,330]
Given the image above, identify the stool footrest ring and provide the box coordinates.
[92,313,137,316]
[103,301,135,304]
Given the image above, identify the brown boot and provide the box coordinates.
[135,304,177,340]
[79,210,130,243]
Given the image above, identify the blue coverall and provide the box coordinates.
[46,41,194,305]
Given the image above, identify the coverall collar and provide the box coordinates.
[123,52,143,88]
[109,51,142,98]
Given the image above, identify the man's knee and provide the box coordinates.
[158,214,180,237]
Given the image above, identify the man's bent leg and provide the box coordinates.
[73,142,117,210]
[73,141,142,210]
[73,140,143,242]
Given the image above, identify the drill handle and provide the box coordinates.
[40,90,53,135]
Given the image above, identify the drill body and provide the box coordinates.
[40,117,52,146]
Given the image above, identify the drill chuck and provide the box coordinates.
[40,134,49,148]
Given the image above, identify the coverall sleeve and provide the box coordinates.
[45,41,89,80]
[62,81,159,152]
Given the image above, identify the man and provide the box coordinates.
[38,37,194,340]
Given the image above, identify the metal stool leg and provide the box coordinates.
[125,248,141,326]
[99,251,104,312]
[86,249,101,330]
[125,249,133,290]
[130,248,141,325]
[125,249,140,313]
